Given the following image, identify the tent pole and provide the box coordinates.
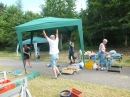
[59,34,62,51]
[17,32,27,74]
[78,24,84,63]
[30,32,34,57]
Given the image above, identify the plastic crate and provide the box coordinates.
[0,80,15,94]
[70,88,82,97]
[84,60,94,70]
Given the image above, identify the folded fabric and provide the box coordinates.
[13,70,22,76]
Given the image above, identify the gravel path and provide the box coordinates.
[0,58,130,90]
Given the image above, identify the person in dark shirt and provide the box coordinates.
[37,52,40,62]
[69,40,75,64]
[23,44,32,68]
[36,47,40,62]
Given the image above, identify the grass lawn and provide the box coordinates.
[0,49,130,97]
[0,65,130,97]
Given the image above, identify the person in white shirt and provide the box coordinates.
[96,39,108,70]
[42,28,61,79]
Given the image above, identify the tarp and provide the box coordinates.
[16,37,48,56]
[16,17,84,73]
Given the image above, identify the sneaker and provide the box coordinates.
[57,65,60,67]
[51,76,57,79]
[100,68,104,71]
[57,73,61,77]
[46,64,51,67]
[69,61,72,64]
[72,62,75,64]
[103,67,106,70]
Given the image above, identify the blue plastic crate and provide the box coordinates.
[90,54,99,60]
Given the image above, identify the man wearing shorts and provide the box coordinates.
[42,28,61,79]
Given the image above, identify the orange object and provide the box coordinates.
[0,80,15,94]
[84,60,94,70]
[70,88,82,97]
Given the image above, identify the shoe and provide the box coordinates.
[103,67,106,70]
[46,64,51,67]
[96,68,98,70]
[100,68,104,71]
[69,62,72,64]
[57,73,61,77]
[57,65,60,67]
[51,76,57,79]
[73,62,75,64]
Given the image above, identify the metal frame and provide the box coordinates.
[107,54,122,73]
[0,77,32,97]
[0,71,7,82]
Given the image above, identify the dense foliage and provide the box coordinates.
[81,0,130,47]
[0,0,130,51]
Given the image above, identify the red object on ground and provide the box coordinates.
[70,88,82,97]
[0,80,15,94]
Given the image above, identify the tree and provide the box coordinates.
[40,0,77,18]
[15,0,23,10]
[81,0,130,47]
[22,11,41,40]
[0,2,6,16]
[0,5,24,48]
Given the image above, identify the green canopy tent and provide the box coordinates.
[16,37,48,57]
[16,17,84,73]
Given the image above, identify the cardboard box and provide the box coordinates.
[61,66,80,75]
[67,66,79,70]
[61,69,74,74]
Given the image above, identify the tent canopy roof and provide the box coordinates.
[16,17,82,34]
[21,37,48,45]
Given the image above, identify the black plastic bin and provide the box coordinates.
[60,90,71,97]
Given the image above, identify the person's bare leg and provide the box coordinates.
[101,64,103,68]
[96,64,101,70]
[100,64,104,70]
[52,68,57,77]
[55,67,60,73]
[73,59,75,63]
[69,59,72,64]
[24,60,26,67]
[28,59,32,67]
